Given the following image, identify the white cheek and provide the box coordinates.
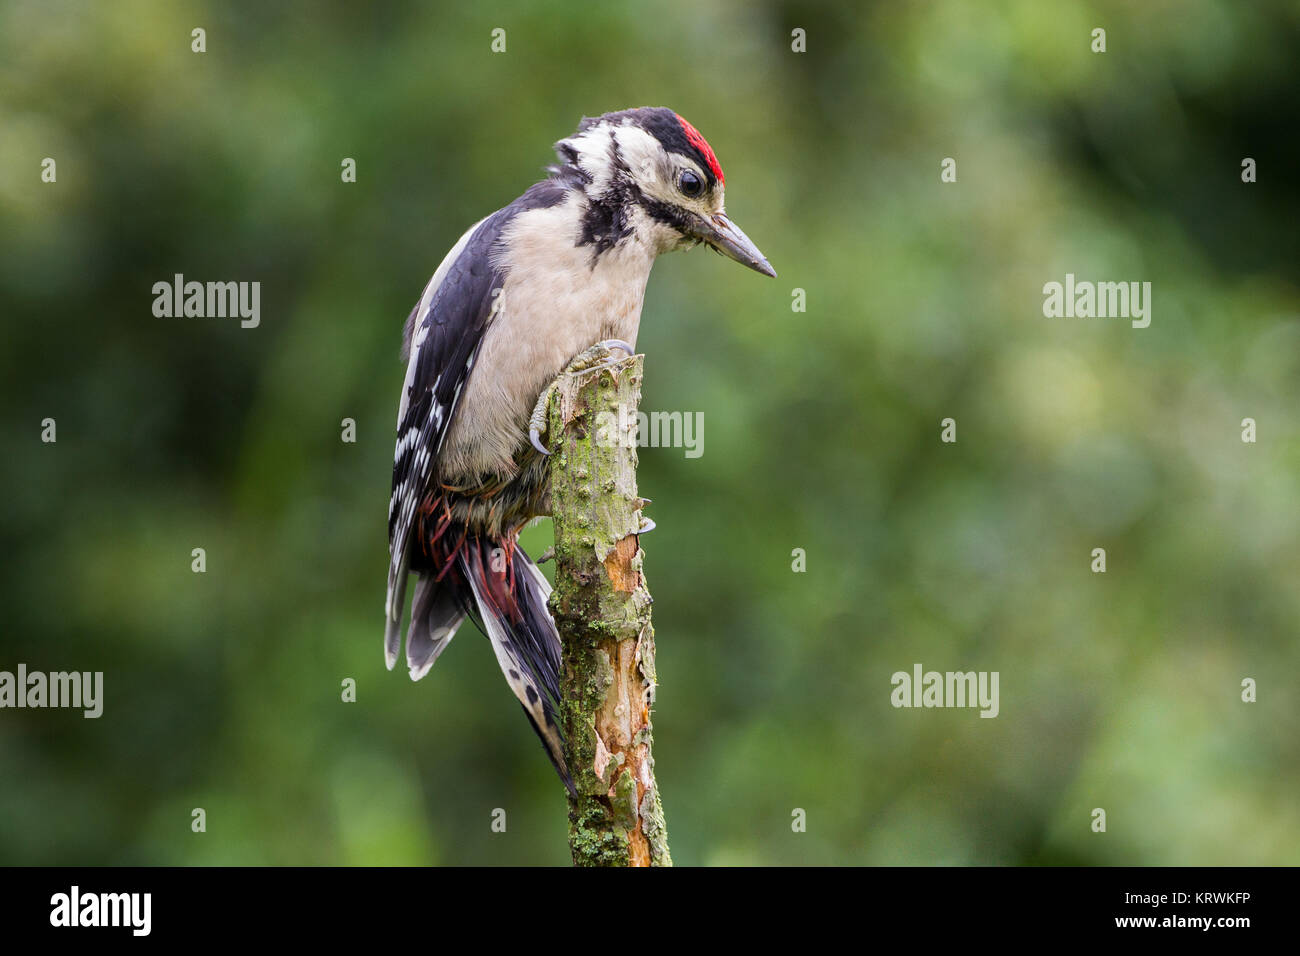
[633,153,657,182]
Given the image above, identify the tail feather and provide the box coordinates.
[388,517,573,793]
[461,538,574,795]
[405,573,466,681]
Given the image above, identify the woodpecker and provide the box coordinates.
[385,107,774,791]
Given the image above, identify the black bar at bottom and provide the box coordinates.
[0,865,1281,941]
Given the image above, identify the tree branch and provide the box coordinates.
[546,354,671,867]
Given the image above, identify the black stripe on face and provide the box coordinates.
[576,131,635,256]
[638,194,693,233]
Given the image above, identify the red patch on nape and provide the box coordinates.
[674,113,725,185]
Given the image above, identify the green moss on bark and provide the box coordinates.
[547,355,672,867]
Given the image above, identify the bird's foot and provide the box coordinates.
[527,340,638,456]
[528,387,555,454]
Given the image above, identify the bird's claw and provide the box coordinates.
[638,516,656,534]
[599,338,636,356]
[529,427,550,456]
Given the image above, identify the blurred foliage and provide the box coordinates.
[1,0,1298,865]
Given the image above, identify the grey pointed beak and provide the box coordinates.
[692,212,776,277]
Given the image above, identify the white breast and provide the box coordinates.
[438,193,657,479]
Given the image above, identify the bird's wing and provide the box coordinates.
[385,179,573,664]
[385,210,511,661]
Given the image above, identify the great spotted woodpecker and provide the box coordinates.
[385,107,774,791]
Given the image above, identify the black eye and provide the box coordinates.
[677,169,703,198]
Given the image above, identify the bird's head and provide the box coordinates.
[551,107,776,277]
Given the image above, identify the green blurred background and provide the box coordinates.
[2,0,1297,865]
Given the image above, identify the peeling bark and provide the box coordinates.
[546,354,671,867]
